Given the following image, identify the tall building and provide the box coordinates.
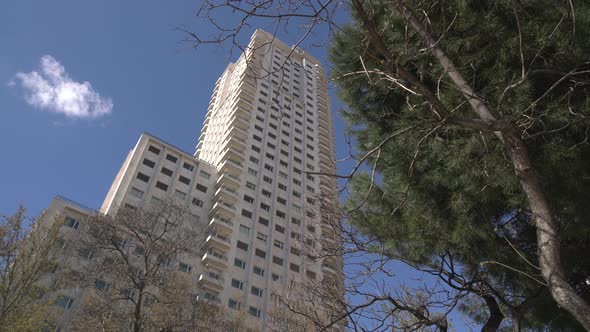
[41,29,342,331]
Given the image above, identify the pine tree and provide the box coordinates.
[331,0,590,329]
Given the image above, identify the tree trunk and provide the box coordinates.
[503,130,590,329]
[385,1,590,328]
[481,295,504,332]
[134,291,143,332]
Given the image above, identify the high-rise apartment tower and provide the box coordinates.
[42,29,341,331]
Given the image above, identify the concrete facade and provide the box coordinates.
[41,29,342,331]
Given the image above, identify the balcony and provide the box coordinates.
[220,144,245,164]
[221,137,246,155]
[202,249,228,269]
[208,201,236,220]
[320,180,333,194]
[216,172,241,191]
[228,114,249,131]
[218,158,242,177]
[208,216,234,235]
[319,152,332,167]
[237,80,256,95]
[226,125,248,141]
[205,233,231,251]
[214,186,238,205]
[197,271,225,291]
[321,262,339,277]
[196,291,222,304]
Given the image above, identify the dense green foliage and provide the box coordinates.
[331,0,590,328]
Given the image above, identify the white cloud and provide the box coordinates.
[13,55,113,119]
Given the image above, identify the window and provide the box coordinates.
[257,232,268,242]
[244,195,254,204]
[277,197,286,205]
[279,171,288,179]
[262,190,271,198]
[292,191,301,198]
[291,217,301,225]
[179,262,192,273]
[148,145,161,155]
[199,170,211,179]
[260,203,270,212]
[196,184,207,193]
[246,182,256,190]
[248,168,258,176]
[264,164,274,173]
[174,190,186,200]
[306,270,317,280]
[231,279,244,290]
[258,217,269,227]
[293,179,301,186]
[136,172,150,183]
[263,176,272,184]
[178,175,190,185]
[290,263,300,273]
[56,296,74,309]
[95,280,110,292]
[253,266,265,276]
[78,247,94,260]
[64,216,80,229]
[228,298,241,310]
[161,167,173,176]
[234,258,246,269]
[278,183,287,191]
[155,181,168,192]
[251,145,261,153]
[192,198,203,207]
[255,248,266,258]
[276,211,286,220]
[241,209,252,219]
[251,286,263,297]
[273,256,284,266]
[274,240,284,249]
[275,224,285,233]
[166,154,178,163]
[291,247,301,256]
[249,306,261,318]
[239,224,251,235]
[183,162,194,171]
[130,187,144,199]
[143,158,156,168]
[253,134,262,142]
[237,241,249,251]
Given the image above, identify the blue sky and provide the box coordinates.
[0,0,350,217]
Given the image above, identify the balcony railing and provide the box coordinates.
[208,217,234,234]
